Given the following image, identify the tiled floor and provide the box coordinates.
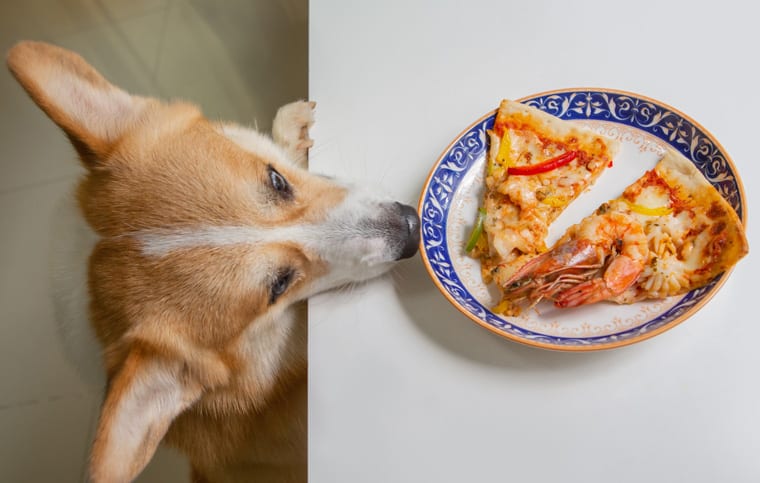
[0,1,307,481]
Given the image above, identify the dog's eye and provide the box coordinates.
[269,268,295,304]
[268,166,292,199]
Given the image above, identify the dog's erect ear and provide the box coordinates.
[89,346,203,483]
[6,41,145,167]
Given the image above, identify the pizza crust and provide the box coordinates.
[655,148,748,276]
[656,147,721,198]
[496,100,621,156]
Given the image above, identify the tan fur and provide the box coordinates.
[6,41,420,483]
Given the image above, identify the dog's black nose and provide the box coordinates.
[396,202,420,260]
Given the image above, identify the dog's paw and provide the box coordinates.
[273,100,315,167]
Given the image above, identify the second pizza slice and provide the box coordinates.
[501,148,748,311]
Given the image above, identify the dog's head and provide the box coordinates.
[7,41,419,482]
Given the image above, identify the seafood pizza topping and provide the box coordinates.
[496,149,748,313]
[469,100,620,296]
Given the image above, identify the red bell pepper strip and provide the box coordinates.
[507,151,578,176]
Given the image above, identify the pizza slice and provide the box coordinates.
[501,148,749,311]
[467,99,620,292]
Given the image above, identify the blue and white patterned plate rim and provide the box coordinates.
[418,88,745,350]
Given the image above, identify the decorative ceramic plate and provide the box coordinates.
[419,88,745,351]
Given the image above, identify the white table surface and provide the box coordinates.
[308,1,760,481]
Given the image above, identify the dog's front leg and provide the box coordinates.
[272,100,315,168]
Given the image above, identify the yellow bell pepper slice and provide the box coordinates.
[488,130,511,178]
[624,199,672,216]
[540,195,565,208]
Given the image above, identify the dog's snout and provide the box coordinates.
[347,201,420,265]
[394,202,420,260]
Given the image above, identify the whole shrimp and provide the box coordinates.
[502,210,648,309]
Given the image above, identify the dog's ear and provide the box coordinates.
[6,41,146,167]
[89,345,203,483]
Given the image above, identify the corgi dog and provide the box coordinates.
[6,41,419,483]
